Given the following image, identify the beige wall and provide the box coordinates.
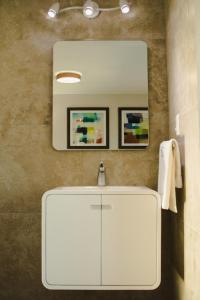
[165,1,200,299]
[0,1,169,299]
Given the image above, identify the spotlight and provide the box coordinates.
[48,2,60,18]
[47,1,131,20]
[83,0,99,19]
[119,0,130,14]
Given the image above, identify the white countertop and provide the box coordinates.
[43,186,159,196]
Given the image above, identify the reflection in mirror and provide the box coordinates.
[53,41,148,150]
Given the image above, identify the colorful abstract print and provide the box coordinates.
[122,110,149,145]
[71,111,105,146]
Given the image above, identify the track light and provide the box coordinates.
[47,1,130,20]
[119,0,130,14]
[83,0,99,18]
[48,2,60,18]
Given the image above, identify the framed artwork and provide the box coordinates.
[118,107,149,149]
[67,107,109,149]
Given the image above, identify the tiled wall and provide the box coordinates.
[0,1,170,299]
[165,0,200,299]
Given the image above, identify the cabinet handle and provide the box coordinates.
[90,204,102,209]
[102,204,112,209]
[90,204,112,210]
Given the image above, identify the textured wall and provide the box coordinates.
[0,1,169,299]
[165,0,200,299]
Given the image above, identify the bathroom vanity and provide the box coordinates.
[42,186,161,290]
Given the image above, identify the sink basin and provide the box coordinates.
[46,186,158,196]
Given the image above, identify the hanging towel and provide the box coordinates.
[158,139,183,213]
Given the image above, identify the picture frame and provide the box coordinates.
[118,107,149,149]
[67,107,109,149]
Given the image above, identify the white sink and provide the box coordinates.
[46,185,158,196]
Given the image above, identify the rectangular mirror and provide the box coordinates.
[53,41,148,150]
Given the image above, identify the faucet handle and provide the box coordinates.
[97,161,106,186]
[99,161,105,171]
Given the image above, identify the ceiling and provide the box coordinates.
[53,41,148,95]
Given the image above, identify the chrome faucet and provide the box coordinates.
[97,161,106,186]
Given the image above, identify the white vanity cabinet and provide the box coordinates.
[42,186,161,290]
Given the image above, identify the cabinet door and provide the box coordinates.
[44,194,101,286]
[102,194,159,286]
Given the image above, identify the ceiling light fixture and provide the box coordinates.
[119,0,130,14]
[55,71,82,84]
[83,0,99,19]
[48,2,60,18]
[47,1,131,19]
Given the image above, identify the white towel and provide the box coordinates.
[158,139,183,213]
